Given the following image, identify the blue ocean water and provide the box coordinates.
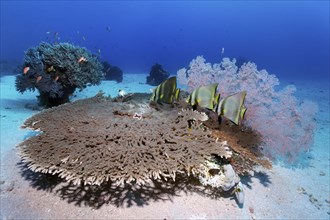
[0,1,329,219]
[0,1,329,80]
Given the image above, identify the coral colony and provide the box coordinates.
[16,46,317,206]
[146,63,170,86]
[18,76,262,206]
[102,61,123,83]
[15,42,104,107]
[177,56,318,162]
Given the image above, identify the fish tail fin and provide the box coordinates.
[213,93,220,111]
[186,94,191,103]
[174,89,180,101]
[240,105,247,120]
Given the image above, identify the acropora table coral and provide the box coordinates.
[17,91,270,205]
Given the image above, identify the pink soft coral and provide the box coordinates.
[177,56,318,163]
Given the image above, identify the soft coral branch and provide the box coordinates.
[177,56,318,163]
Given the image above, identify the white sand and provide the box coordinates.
[0,74,329,219]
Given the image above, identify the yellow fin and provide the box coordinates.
[174,89,180,100]
[240,105,247,120]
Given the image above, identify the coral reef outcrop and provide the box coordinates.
[146,63,170,86]
[15,42,104,107]
[102,61,123,83]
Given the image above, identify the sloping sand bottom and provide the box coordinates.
[1,74,329,219]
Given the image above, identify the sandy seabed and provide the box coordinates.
[0,74,329,219]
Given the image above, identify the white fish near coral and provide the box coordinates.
[235,181,245,205]
[118,89,127,97]
[221,47,225,54]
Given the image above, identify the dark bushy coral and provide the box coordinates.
[15,42,104,107]
[146,63,170,86]
[102,61,123,83]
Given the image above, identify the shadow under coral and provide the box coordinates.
[17,161,271,209]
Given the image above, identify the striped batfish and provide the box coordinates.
[217,91,247,125]
[150,76,180,104]
[186,83,220,110]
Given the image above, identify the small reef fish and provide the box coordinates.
[187,83,220,110]
[78,57,87,63]
[97,48,101,54]
[54,76,60,81]
[106,26,111,32]
[82,36,86,41]
[150,76,180,104]
[36,76,42,83]
[221,47,225,54]
[118,89,127,97]
[23,66,30,74]
[46,31,51,34]
[47,65,55,72]
[216,91,247,125]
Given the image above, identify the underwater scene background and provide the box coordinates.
[1,1,329,80]
[0,1,329,219]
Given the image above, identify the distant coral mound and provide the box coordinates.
[102,61,123,83]
[15,42,104,107]
[146,63,170,86]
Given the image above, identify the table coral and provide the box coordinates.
[18,93,235,187]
